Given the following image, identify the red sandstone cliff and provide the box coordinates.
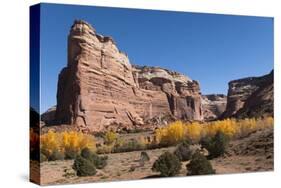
[55,20,203,132]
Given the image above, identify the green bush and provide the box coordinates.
[186,151,215,175]
[81,147,94,159]
[48,150,64,161]
[40,153,47,162]
[73,155,97,176]
[64,149,78,160]
[200,131,229,159]
[152,152,181,177]
[91,154,108,169]
[73,148,108,177]
[174,140,194,161]
[81,148,108,169]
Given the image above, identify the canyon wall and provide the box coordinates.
[55,20,203,132]
[202,94,227,121]
[221,70,273,119]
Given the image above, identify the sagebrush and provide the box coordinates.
[152,152,181,177]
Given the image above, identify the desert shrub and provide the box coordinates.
[80,147,94,159]
[81,148,108,169]
[140,151,150,162]
[200,131,229,159]
[40,153,47,162]
[104,131,118,145]
[113,139,144,153]
[40,130,96,160]
[186,151,215,175]
[64,148,78,160]
[174,140,195,161]
[199,136,212,152]
[96,144,113,154]
[48,150,64,161]
[152,152,181,177]
[73,155,96,177]
[92,155,108,169]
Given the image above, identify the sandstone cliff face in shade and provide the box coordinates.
[221,70,273,119]
[41,106,56,125]
[55,20,203,132]
[202,94,227,121]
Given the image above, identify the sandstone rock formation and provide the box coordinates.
[221,70,273,119]
[202,94,227,121]
[55,20,203,132]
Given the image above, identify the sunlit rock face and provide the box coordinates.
[55,20,203,132]
[202,94,227,121]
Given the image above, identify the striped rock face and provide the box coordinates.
[55,20,203,132]
[221,70,273,119]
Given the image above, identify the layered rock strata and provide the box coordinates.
[221,71,273,119]
[55,20,203,132]
[202,94,227,121]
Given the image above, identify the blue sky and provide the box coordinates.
[38,3,273,113]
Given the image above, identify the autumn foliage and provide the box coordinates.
[40,130,96,159]
[155,117,273,146]
[155,121,186,146]
[104,131,118,145]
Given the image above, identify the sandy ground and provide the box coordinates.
[39,128,273,185]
